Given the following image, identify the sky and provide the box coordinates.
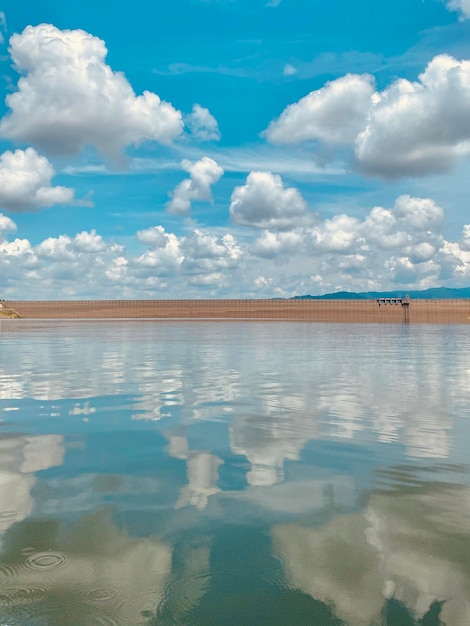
[0,0,470,299]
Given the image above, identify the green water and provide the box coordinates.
[0,320,469,625]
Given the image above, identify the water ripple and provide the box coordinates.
[24,551,68,572]
[159,569,211,619]
[87,616,123,626]
[0,586,48,605]
[0,562,22,578]
[0,510,17,521]
[84,587,120,603]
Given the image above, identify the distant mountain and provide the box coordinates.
[291,287,470,300]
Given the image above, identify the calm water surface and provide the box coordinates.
[0,320,469,625]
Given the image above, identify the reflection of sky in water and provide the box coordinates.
[0,320,469,624]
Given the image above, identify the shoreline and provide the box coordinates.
[3,299,470,324]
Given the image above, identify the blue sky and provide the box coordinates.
[0,0,469,298]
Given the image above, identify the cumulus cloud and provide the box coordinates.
[355,55,470,177]
[37,230,116,261]
[167,157,224,215]
[136,226,241,282]
[462,224,470,250]
[0,148,75,211]
[250,230,304,258]
[265,54,470,178]
[307,195,444,258]
[136,226,183,274]
[0,24,183,160]
[0,237,33,262]
[185,104,221,141]
[391,195,443,231]
[230,171,308,230]
[447,0,470,18]
[1,196,469,299]
[0,213,16,238]
[0,228,127,297]
[105,256,128,282]
[309,214,364,253]
[264,74,375,145]
[36,235,76,262]
[182,230,242,276]
[73,230,108,253]
[133,227,242,292]
[246,194,469,292]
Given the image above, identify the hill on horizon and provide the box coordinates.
[291,287,470,300]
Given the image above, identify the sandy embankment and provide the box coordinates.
[0,303,21,318]
[4,299,470,323]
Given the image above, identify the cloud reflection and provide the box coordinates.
[273,477,470,625]
[0,435,64,536]
[0,322,469,624]
[0,510,172,626]
[1,323,469,466]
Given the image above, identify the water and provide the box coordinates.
[0,320,469,625]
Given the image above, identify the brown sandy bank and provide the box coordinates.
[4,299,470,324]
[0,303,21,318]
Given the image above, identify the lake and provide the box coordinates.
[0,320,469,625]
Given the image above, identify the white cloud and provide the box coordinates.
[230,171,308,230]
[253,275,273,289]
[187,272,224,287]
[250,230,304,258]
[182,230,242,275]
[246,194,469,292]
[265,54,470,178]
[462,224,470,250]
[283,64,297,76]
[0,238,33,261]
[120,144,342,180]
[37,235,76,261]
[132,227,243,291]
[137,225,173,248]
[0,148,75,211]
[264,74,375,145]
[167,157,224,215]
[136,226,183,274]
[133,227,242,289]
[1,195,469,299]
[310,214,363,253]
[0,12,6,43]
[36,230,117,261]
[74,230,108,253]
[355,55,470,177]
[391,195,443,231]
[306,195,444,257]
[0,229,127,297]
[0,24,183,160]
[185,104,221,141]
[0,213,16,238]
[105,256,128,282]
[447,0,470,18]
